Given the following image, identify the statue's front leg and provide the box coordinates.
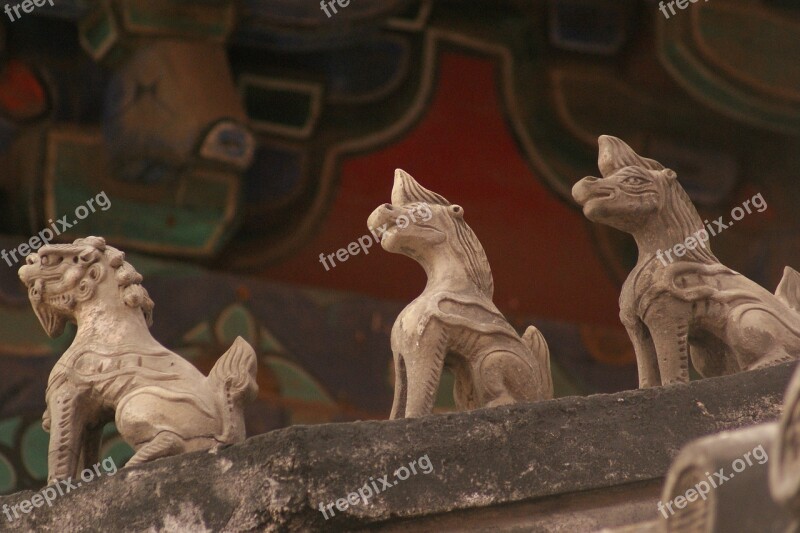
[625,319,660,388]
[389,351,408,419]
[644,310,691,386]
[402,329,448,418]
[46,386,88,484]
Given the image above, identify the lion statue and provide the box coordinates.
[18,237,258,483]
[572,135,800,387]
[368,169,553,419]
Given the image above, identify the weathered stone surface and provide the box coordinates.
[374,480,663,533]
[0,362,793,532]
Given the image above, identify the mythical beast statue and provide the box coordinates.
[572,135,800,387]
[18,237,258,483]
[369,169,553,419]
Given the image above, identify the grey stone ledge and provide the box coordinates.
[1,362,794,532]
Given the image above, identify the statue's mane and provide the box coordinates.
[392,171,494,297]
[73,236,155,326]
[598,136,719,265]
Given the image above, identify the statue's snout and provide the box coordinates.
[572,176,601,206]
[18,253,40,286]
[367,204,395,233]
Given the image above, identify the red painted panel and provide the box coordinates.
[261,52,621,326]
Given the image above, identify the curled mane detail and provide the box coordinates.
[73,237,155,326]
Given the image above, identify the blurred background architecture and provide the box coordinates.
[0,0,798,494]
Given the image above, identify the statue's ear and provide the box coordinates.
[663,169,677,180]
[450,204,464,218]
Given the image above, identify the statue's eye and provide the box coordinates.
[623,176,648,186]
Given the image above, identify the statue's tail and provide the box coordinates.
[522,326,554,400]
[209,336,259,442]
[776,266,800,315]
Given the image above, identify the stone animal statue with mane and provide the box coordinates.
[572,136,800,387]
[369,170,553,418]
[18,237,258,483]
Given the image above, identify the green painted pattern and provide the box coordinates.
[124,1,233,39]
[657,13,800,134]
[260,326,285,355]
[264,356,335,406]
[0,419,133,495]
[82,10,113,52]
[215,305,257,346]
[21,423,48,481]
[0,455,15,494]
[0,418,21,449]
[182,322,214,346]
[53,182,229,250]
